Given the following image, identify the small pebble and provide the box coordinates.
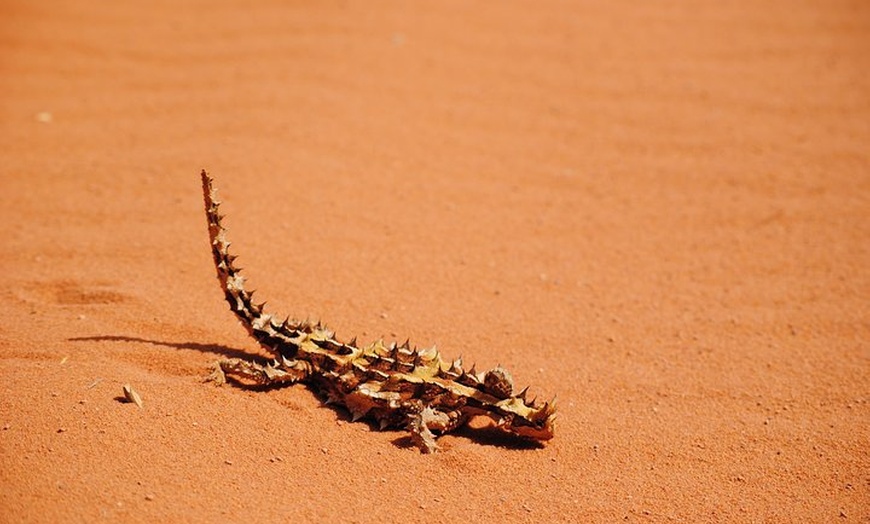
[122,384,144,409]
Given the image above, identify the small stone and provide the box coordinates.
[224,459,233,465]
[144,494,154,501]
[2,423,10,431]
[122,384,144,408]
[56,428,66,433]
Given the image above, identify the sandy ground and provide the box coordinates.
[1,1,868,522]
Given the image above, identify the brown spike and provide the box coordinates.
[517,386,530,401]
[548,396,558,413]
[400,339,410,350]
[349,336,357,347]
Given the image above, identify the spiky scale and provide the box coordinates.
[517,386,530,401]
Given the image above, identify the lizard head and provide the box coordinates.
[479,367,556,442]
[494,396,557,442]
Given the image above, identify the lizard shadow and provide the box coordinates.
[69,335,257,361]
[388,425,545,452]
[70,335,546,452]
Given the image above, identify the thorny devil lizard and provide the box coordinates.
[201,170,555,452]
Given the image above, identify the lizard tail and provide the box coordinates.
[200,169,294,355]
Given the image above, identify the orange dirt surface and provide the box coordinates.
[1,1,868,522]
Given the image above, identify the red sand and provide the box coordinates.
[1,1,868,522]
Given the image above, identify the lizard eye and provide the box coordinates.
[482,367,514,399]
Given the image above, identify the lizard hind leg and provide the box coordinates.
[214,357,310,388]
[405,404,466,453]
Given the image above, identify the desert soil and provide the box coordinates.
[1,1,868,522]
